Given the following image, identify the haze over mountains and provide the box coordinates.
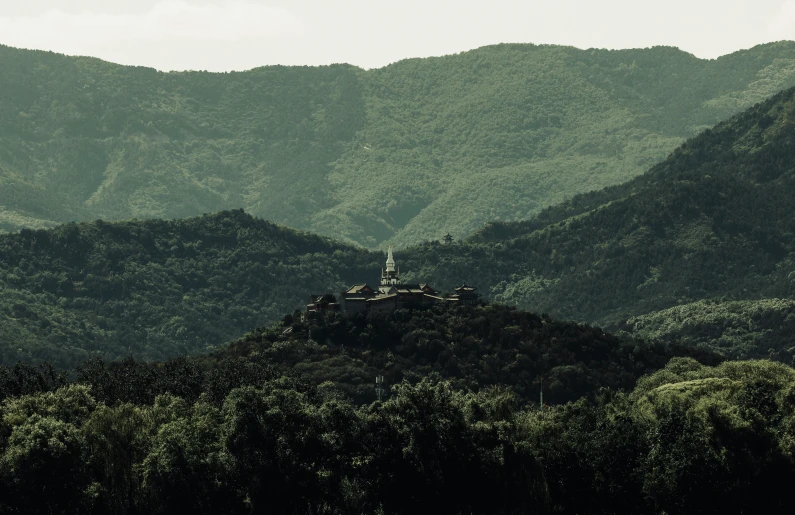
[3,42,795,247]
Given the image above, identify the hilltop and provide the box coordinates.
[3,42,795,246]
[205,303,721,405]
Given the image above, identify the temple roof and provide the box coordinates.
[367,293,398,302]
[393,284,430,294]
[345,284,374,294]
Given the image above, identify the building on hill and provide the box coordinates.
[306,293,340,313]
[447,284,479,306]
[330,245,479,316]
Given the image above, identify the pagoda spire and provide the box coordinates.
[386,245,396,272]
[381,245,400,288]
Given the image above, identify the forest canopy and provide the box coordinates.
[0,344,791,514]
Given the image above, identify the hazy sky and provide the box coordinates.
[1,0,794,71]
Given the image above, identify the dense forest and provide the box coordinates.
[0,313,792,514]
[619,298,795,364]
[212,304,723,405]
[6,83,795,366]
[0,210,382,367]
[3,42,795,246]
[401,85,795,326]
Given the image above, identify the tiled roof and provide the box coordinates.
[367,294,398,302]
[424,294,447,301]
[345,284,373,294]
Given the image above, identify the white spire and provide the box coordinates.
[386,245,396,272]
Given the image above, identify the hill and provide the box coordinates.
[205,303,721,406]
[0,210,382,367]
[3,42,795,246]
[618,298,795,363]
[391,85,795,327]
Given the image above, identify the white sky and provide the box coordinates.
[0,0,794,71]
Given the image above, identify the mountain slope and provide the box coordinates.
[3,42,795,246]
[0,210,382,367]
[618,298,795,363]
[5,87,795,366]
[422,85,795,325]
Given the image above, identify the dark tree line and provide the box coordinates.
[1,350,794,514]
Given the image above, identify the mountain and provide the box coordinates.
[3,42,795,246]
[0,210,382,367]
[5,85,795,367]
[395,85,795,326]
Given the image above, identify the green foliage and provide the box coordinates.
[220,304,720,405]
[0,209,382,367]
[0,386,98,514]
[3,43,795,247]
[620,298,795,363]
[401,85,795,329]
[0,415,91,514]
[0,374,552,514]
[519,358,795,514]
[1,345,793,513]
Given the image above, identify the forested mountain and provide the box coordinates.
[5,85,795,367]
[396,85,795,326]
[0,210,380,367]
[3,42,795,247]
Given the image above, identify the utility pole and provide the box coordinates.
[375,375,385,402]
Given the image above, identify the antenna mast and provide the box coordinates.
[375,375,385,402]
[540,377,543,410]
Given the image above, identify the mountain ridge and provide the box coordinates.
[3,76,795,367]
[450,85,795,323]
[3,41,795,246]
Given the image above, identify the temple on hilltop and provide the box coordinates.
[306,245,480,316]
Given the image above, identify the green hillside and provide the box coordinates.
[0,210,382,367]
[209,303,720,406]
[618,298,795,363]
[5,86,795,367]
[3,42,795,247]
[396,85,795,325]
